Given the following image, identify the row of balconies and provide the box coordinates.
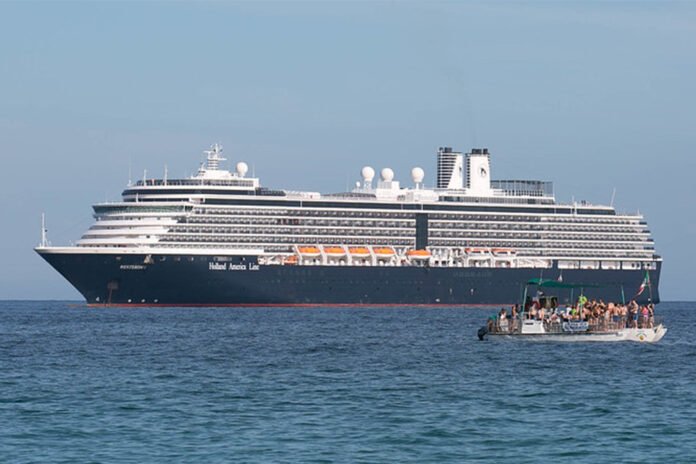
[176,216,648,237]
[185,211,645,231]
[165,226,651,245]
[194,206,642,224]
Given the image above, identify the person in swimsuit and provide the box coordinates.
[641,306,649,328]
[629,301,639,328]
[510,304,518,332]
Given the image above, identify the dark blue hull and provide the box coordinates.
[38,252,661,306]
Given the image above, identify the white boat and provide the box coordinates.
[484,319,667,343]
[477,278,667,343]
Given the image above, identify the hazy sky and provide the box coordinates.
[1,1,694,300]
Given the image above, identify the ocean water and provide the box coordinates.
[1,301,694,463]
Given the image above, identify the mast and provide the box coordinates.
[40,213,48,247]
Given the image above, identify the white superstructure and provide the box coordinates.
[54,144,659,272]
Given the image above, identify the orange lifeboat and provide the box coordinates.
[323,246,346,257]
[298,246,321,257]
[283,255,298,265]
[349,247,371,256]
[407,249,431,260]
[373,247,395,259]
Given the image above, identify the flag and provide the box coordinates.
[633,271,649,298]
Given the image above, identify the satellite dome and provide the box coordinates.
[236,162,249,177]
[361,166,375,182]
[380,168,394,182]
[411,167,425,184]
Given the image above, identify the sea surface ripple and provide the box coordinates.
[1,301,694,463]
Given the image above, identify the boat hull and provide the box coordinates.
[487,325,667,343]
[37,250,661,306]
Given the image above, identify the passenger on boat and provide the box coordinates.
[641,305,650,328]
[487,315,496,332]
[548,306,562,323]
[628,301,639,328]
[498,309,509,332]
[528,305,537,320]
[602,304,612,330]
[577,294,588,308]
[581,303,591,321]
[488,300,657,333]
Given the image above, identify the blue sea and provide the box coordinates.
[1,301,694,463]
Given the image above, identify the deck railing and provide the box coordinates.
[489,314,662,335]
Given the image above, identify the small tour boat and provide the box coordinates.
[477,279,667,343]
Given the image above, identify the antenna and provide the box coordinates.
[128,157,132,186]
[143,169,147,185]
[164,165,168,186]
[203,143,225,171]
[610,187,616,208]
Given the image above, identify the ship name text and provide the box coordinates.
[209,262,259,272]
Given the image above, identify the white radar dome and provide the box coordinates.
[411,167,425,184]
[380,168,394,182]
[236,162,249,177]
[361,166,375,182]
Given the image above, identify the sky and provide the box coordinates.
[1,1,694,300]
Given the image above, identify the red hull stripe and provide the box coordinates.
[78,303,505,308]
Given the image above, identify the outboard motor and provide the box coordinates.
[477,326,488,341]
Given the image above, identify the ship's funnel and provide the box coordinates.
[436,147,464,189]
[466,148,491,195]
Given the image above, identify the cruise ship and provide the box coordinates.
[36,144,661,306]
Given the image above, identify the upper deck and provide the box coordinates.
[55,143,658,270]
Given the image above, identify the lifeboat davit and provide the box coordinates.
[298,246,321,257]
[492,248,516,256]
[323,246,346,257]
[407,249,431,260]
[373,247,395,259]
[465,247,490,255]
[349,247,371,256]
